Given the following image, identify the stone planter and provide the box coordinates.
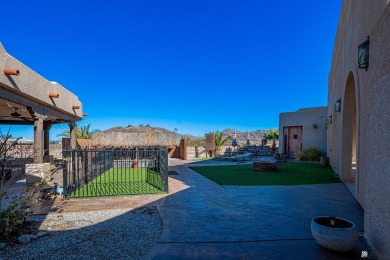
[311,216,359,252]
[25,163,51,184]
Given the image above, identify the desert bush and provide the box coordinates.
[298,147,324,161]
[186,138,206,147]
[0,181,45,242]
[0,129,45,242]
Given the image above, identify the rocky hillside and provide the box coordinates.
[185,129,267,146]
[223,128,266,145]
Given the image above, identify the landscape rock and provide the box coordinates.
[0,243,6,250]
[18,235,31,244]
[30,235,39,240]
[37,232,48,237]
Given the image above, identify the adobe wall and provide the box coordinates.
[328,1,390,258]
[279,107,327,154]
[0,43,83,119]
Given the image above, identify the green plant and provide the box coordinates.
[0,129,45,242]
[263,129,279,148]
[298,147,324,161]
[186,138,206,147]
[214,131,232,155]
[57,124,100,139]
[0,181,45,242]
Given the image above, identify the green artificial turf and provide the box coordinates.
[189,162,340,186]
[70,167,165,197]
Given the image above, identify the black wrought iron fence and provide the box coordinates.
[62,147,168,198]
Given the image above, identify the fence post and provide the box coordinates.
[62,155,68,198]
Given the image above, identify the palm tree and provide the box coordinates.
[263,129,279,149]
[78,124,100,139]
[214,131,232,155]
[57,124,100,139]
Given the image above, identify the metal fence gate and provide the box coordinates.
[62,148,168,198]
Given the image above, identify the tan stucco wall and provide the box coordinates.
[279,107,327,154]
[0,43,83,119]
[328,1,390,258]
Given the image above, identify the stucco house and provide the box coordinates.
[327,1,390,258]
[279,107,327,159]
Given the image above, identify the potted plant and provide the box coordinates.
[311,216,359,252]
[133,159,138,169]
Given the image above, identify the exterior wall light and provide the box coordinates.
[358,36,369,70]
[335,99,341,112]
[3,68,20,76]
[313,124,318,129]
[325,115,332,129]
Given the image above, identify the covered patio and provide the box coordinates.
[0,42,84,163]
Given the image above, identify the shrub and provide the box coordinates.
[0,129,45,242]
[0,181,45,242]
[298,147,324,161]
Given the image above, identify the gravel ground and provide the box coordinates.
[0,207,162,260]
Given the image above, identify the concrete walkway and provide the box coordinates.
[142,162,373,259]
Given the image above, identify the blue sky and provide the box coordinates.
[1,0,341,140]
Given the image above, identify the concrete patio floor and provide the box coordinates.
[6,159,374,259]
[142,163,373,259]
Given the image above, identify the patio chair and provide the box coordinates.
[275,153,288,168]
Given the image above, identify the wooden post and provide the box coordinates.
[69,122,77,149]
[34,117,44,163]
[43,122,52,157]
[180,138,187,160]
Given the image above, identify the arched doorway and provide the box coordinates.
[341,72,357,190]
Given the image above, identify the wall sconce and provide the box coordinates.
[325,115,333,129]
[335,99,341,112]
[358,36,369,70]
[3,68,20,76]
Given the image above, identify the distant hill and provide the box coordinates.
[91,125,270,147]
[222,128,266,146]
[184,129,267,146]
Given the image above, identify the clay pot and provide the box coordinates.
[133,159,138,169]
[311,216,359,252]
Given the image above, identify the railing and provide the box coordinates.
[62,148,168,198]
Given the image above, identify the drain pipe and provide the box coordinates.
[48,92,60,98]
[3,68,20,76]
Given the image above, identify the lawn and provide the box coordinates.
[70,167,165,198]
[189,162,339,186]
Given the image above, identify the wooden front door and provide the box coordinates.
[287,126,303,159]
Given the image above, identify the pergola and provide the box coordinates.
[0,43,83,163]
